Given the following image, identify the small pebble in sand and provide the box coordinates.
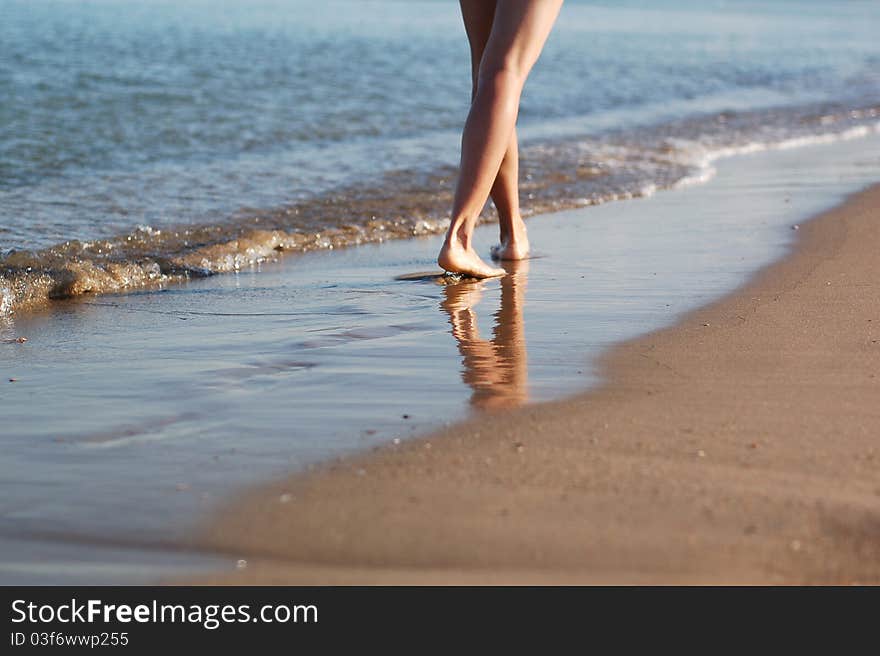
[702,323,710,327]
[697,450,706,458]
[791,224,800,230]
[514,442,525,453]
[236,559,248,569]
[357,468,366,476]
[279,493,293,503]
[790,540,802,552]
[424,442,432,450]
[749,442,759,449]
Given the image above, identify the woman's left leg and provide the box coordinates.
[460,0,530,262]
[439,0,563,278]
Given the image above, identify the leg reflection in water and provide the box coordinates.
[440,259,529,410]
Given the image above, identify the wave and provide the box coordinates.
[2,101,878,316]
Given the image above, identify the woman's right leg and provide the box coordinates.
[490,123,530,261]
[439,0,562,277]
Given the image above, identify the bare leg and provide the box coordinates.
[438,0,562,277]
[459,1,530,262]
[489,129,530,261]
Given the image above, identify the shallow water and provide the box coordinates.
[2,0,880,314]
[2,133,879,583]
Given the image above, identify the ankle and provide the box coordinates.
[500,217,527,242]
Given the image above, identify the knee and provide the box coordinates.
[476,60,527,95]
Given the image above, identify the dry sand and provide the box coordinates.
[194,184,880,584]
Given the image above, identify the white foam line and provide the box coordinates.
[674,121,880,190]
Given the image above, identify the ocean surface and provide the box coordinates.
[2,0,880,313]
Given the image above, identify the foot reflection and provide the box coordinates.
[440,260,529,410]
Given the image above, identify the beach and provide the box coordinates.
[4,0,880,586]
[193,178,880,585]
[1,130,879,584]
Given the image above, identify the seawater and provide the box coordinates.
[2,0,880,313]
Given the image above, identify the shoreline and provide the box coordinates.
[193,182,880,585]
[2,103,878,319]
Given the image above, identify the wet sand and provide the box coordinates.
[4,133,880,584]
[194,183,880,585]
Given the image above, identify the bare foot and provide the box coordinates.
[491,219,530,261]
[438,238,506,279]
